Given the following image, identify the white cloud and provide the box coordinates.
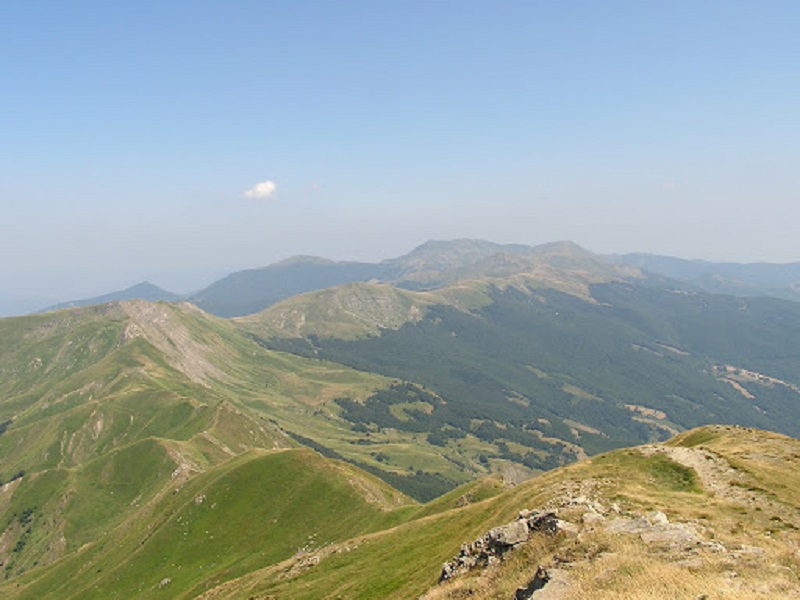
[243,180,277,199]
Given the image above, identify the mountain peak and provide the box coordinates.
[530,240,592,256]
[271,255,338,268]
[41,281,180,313]
[390,239,526,272]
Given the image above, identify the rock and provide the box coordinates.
[533,568,571,599]
[589,500,606,513]
[158,578,171,588]
[488,520,529,547]
[527,512,560,535]
[439,509,562,582]
[606,516,652,535]
[607,515,700,547]
[582,511,605,526]
[640,524,699,546]
[554,519,579,535]
[514,565,550,599]
[646,511,669,526]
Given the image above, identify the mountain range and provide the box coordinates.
[3,238,800,597]
[35,240,800,318]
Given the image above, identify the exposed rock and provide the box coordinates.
[158,577,171,588]
[553,520,579,535]
[514,565,549,599]
[606,513,700,547]
[647,511,669,526]
[581,511,605,527]
[531,568,571,599]
[488,520,530,546]
[440,511,565,582]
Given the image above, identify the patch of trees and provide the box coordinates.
[281,284,800,442]
[0,470,26,487]
[284,431,457,501]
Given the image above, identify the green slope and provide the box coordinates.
[1,448,415,599]
[182,425,800,599]
[253,279,800,478]
[0,297,489,581]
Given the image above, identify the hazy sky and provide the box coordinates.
[2,1,799,314]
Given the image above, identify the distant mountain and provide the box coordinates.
[615,253,800,302]
[191,239,640,318]
[41,281,180,312]
[238,241,640,341]
[28,242,800,320]
[189,239,544,318]
[188,256,392,317]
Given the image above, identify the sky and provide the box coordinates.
[2,1,799,315]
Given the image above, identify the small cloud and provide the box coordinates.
[661,180,677,190]
[243,180,277,199]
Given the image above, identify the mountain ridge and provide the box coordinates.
[29,240,800,320]
[5,425,796,598]
[615,252,800,302]
[3,243,800,596]
[41,282,180,313]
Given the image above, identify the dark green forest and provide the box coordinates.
[262,282,800,472]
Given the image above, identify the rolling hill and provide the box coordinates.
[3,425,798,598]
[0,298,483,583]
[244,262,800,479]
[3,239,800,597]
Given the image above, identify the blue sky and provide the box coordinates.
[2,1,799,314]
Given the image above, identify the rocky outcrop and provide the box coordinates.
[513,565,550,599]
[439,510,566,582]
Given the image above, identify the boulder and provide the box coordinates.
[487,519,529,547]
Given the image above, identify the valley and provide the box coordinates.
[2,239,799,598]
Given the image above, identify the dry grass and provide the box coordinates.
[422,426,800,600]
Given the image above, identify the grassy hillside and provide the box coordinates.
[4,251,800,597]
[0,300,472,499]
[173,425,800,599]
[237,282,441,340]
[0,296,504,583]
[253,279,800,480]
[3,387,800,599]
[1,448,416,599]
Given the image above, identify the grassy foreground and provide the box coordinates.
[2,425,799,598]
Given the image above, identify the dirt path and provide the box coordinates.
[638,444,776,510]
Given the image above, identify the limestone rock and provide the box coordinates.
[488,519,529,547]
[439,510,566,582]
